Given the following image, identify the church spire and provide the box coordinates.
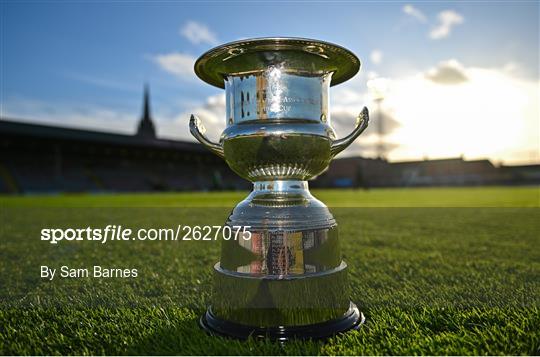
[136,84,156,139]
[143,84,151,120]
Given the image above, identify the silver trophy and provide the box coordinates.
[190,38,369,340]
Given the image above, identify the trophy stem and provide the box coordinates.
[253,180,310,192]
[247,180,315,207]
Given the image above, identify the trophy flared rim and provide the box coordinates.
[194,37,361,89]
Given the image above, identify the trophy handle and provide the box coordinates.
[190,114,225,159]
[330,107,369,157]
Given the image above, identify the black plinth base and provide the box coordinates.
[199,303,365,342]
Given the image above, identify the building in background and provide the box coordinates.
[313,156,540,188]
[0,87,248,194]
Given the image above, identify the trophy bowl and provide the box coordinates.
[190,37,369,341]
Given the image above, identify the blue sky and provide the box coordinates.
[1,1,539,163]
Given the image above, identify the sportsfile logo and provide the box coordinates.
[40,225,252,244]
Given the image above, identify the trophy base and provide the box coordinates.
[199,302,364,341]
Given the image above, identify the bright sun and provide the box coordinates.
[371,66,539,164]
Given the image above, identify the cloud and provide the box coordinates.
[180,21,218,46]
[376,64,538,164]
[1,96,196,143]
[329,86,402,157]
[173,94,226,142]
[367,76,391,99]
[1,97,138,135]
[402,4,427,22]
[152,53,197,80]
[425,59,468,84]
[151,21,218,82]
[503,62,519,73]
[325,61,539,164]
[430,10,464,40]
[370,50,383,65]
[332,108,400,137]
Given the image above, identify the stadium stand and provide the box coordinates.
[313,156,540,188]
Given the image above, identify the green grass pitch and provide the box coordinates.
[0,186,539,355]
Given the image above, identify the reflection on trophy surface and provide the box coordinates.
[190,37,370,340]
